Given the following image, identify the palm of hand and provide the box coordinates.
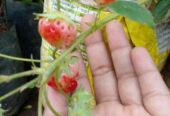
[94,93,169,116]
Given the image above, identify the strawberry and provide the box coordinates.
[37,13,77,49]
[95,0,115,5]
[48,65,79,94]
[59,75,78,94]
[48,74,78,94]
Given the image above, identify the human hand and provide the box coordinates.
[44,15,170,116]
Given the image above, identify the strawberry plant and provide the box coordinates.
[1,0,169,115]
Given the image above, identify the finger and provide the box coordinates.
[43,86,67,116]
[71,51,91,93]
[132,47,170,115]
[81,15,120,104]
[106,20,142,105]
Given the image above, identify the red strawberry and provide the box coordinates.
[95,0,115,5]
[37,13,77,49]
[48,74,78,94]
[48,65,79,94]
[59,75,78,94]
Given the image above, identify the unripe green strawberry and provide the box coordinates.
[37,13,77,49]
[69,88,95,116]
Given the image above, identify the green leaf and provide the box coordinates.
[152,0,170,23]
[108,0,155,28]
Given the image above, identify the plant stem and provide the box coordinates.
[42,14,118,85]
[43,86,61,116]
[0,68,43,83]
[57,0,61,11]
[0,77,39,101]
[0,53,51,63]
[38,88,43,116]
